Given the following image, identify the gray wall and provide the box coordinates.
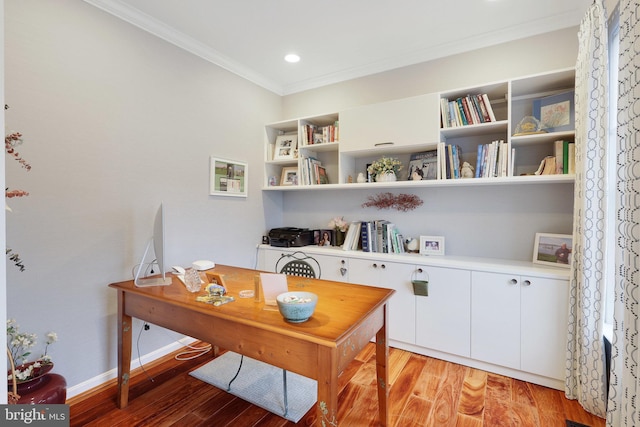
[4,0,581,398]
[5,0,281,394]
[279,28,579,262]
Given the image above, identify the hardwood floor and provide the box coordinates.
[68,342,606,426]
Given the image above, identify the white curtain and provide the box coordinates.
[565,0,609,418]
[606,0,640,425]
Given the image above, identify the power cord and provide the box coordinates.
[152,323,213,360]
[173,342,212,361]
[136,323,155,383]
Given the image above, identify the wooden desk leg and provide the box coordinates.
[317,346,339,426]
[375,304,390,426]
[116,290,132,409]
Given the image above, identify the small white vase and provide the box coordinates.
[376,171,397,182]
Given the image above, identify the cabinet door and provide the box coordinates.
[415,266,471,357]
[471,271,521,369]
[520,276,569,379]
[340,94,439,151]
[349,258,416,344]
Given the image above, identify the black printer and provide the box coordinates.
[268,227,314,247]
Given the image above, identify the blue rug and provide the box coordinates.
[189,351,317,422]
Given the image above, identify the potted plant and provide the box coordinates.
[367,157,403,182]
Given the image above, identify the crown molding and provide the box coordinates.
[82,0,285,95]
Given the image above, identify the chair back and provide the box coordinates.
[275,251,321,279]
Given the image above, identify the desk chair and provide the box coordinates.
[275,251,321,279]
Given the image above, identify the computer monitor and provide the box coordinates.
[134,203,172,287]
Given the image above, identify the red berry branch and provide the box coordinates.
[362,192,424,212]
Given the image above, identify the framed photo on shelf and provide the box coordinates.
[273,135,298,160]
[209,157,247,197]
[280,166,298,185]
[532,90,575,132]
[407,150,438,181]
[532,233,573,268]
[419,236,445,256]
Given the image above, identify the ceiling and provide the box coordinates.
[83,0,591,95]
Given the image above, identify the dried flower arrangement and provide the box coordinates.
[362,192,424,212]
[5,104,30,272]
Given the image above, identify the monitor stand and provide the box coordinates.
[133,238,172,287]
[135,276,172,287]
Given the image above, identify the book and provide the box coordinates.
[341,221,361,251]
[407,150,438,180]
[567,142,576,174]
[554,140,564,174]
[316,166,329,184]
[481,93,496,122]
[360,221,372,252]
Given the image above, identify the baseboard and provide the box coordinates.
[66,336,196,399]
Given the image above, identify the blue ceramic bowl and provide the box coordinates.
[276,291,318,323]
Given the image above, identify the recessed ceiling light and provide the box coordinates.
[284,53,300,63]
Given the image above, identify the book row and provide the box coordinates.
[300,122,339,146]
[342,220,406,254]
[440,93,497,128]
[299,156,329,185]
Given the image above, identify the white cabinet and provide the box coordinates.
[347,258,416,345]
[470,271,569,379]
[339,93,440,152]
[415,265,471,357]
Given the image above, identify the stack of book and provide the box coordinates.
[440,94,496,128]
[300,121,339,146]
[300,156,329,185]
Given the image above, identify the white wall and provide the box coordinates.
[4,0,282,396]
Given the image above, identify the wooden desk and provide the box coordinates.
[109,264,394,426]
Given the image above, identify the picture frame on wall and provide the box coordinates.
[532,232,573,268]
[273,134,298,160]
[209,157,247,197]
[419,235,445,256]
[280,166,298,185]
[532,90,575,132]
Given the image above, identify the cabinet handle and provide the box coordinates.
[381,264,386,269]
[522,280,531,286]
[509,279,518,285]
[340,260,345,265]
[417,268,423,273]
[374,142,394,147]
[372,263,378,268]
